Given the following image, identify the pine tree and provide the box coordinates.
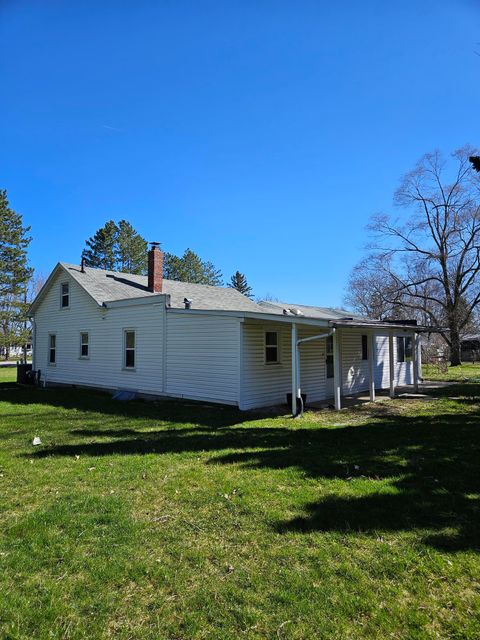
[228,271,253,298]
[0,190,32,360]
[82,220,148,274]
[116,220,148,274]
[82,220,118,270]
[164,248,223,285]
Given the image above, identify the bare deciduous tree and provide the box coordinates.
[345,146,480,365]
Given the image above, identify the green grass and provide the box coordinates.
[423,361,480,382]
[1,370,479,639]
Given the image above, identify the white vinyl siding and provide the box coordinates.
[33,270,165,395]
[240,320,326,410]
[165,312,240,405]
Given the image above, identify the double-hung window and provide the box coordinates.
[49,334,56,364]
[80,332,89,358]
[265,331,279,364]
[61,283,69,308]
[124,330,136,369]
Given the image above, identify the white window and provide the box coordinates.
[124,330,135,369]
[61,282,69,308]
[80,332,89,358]
[397,336,412,363]
[48,334,56,364]
[265,331,279,364]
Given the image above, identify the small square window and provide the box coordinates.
[361,335,368,360]
[61,283,69,308]
[80,332,89,358]
[265,331,279,364]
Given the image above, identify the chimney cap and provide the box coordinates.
[149,242,161,249]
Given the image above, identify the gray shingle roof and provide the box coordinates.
[61,263,268,312]
[257,300,367,321]
[58,263,372,321]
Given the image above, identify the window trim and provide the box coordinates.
[79,331,89,359]
[326,334,334,378]
[396,335,413,363]
[123,329,136,370]
[60,282,70,309]
[48,333,56,366]
[264,330,280,365]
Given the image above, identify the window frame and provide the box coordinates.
[264,330,280,365]
[361,334,368,360]
[48,333,56,365]
[60,282,70,309]
[326,334,334,378]
[79,332,89,359]
[123,329,136,370]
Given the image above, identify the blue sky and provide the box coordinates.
[1,0,479,306]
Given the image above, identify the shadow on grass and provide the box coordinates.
[6,382,480,551]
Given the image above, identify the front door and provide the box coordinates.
[325,335,334,397]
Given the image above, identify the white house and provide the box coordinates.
[29,245,424,414]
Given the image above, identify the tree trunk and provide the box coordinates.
[449,324,462,366]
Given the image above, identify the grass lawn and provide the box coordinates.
[0,367,479,639]
[423,361,480,383]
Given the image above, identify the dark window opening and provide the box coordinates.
[125,330,135,368]
[326,335,334,378]
[361,334,368,360]
[265,331,279,364]
[80,332,89,358]
[49,334,56,364]
[61,283,69,308]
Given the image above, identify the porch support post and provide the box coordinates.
[291,323,298,416]
[388,332,395,399]
[333,328,342,410]
[369,332,376,402]
[412,331,419,393]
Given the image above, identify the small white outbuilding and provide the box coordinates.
[29,246,423,414]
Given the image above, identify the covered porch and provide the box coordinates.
[289,320,422,416]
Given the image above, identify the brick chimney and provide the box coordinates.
[148,243,163,293]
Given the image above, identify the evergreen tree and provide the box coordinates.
[116,220,148,274]
[164,248,223,285]
[228,271,253,298]
[82,220,148,274]
[82,220,117,270]
[0,190,32,360]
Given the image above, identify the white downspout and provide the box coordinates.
[293,327,336,417]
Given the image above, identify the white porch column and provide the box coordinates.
[388,332,395,399]
[291,323,298,416]
[412,332,419,393]
[333,328,342,410]
[369,332,376,402]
